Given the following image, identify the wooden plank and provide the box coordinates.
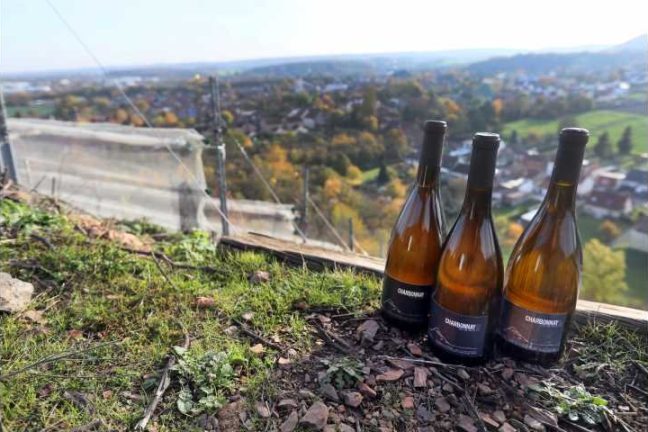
[219,233,648,334]
[219,233,384,276]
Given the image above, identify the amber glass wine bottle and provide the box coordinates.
[381,120,447,329]
[428,133,503,364]
[497,128,589,365]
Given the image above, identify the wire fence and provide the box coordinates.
[0,0,382,255]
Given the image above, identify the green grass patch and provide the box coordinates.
[503,110,648,154]
[0,199,380,430]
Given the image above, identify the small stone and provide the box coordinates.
[278,357,292,369]
[401,396,414,410]
[280,411,299,432]
[250,344,265,355]
[414,367,428,388]
[376,369,404,382]
[242,311,255,321]
[0,272,34,313]
[619,405,631,412]
[457,368,470,380]
[477,383,493,395]
[249,270,270,284]
[256,401,271,418]
[357,382,377,398]
[343,391,363,408]
[442,383,454,393]
[299,389,317,399]
[356,320,380,343]
[320,383,340,402]
[224,325,239,336]
[493,410,507,424]
[407,342,423,356]
[372,340,384,351]
[480,412,500,428]
[435,397,451,413]
[338,424,354,432]
[299,401,329,430]
[498,423,516,432]
[277,399,299,411]
[501,367,514,380]
[524,414,545,432]
[458,414,477,432]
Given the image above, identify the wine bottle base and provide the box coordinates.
[427,342,489,366]
[495,335,562,366]
[380,308,427,333]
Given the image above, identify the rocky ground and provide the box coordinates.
[229,310,648,432]
[1,185,647,431]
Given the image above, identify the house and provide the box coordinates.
[584,190,633,219]
[621,169,648,193]
[495,178,535,206]
[625,215,648,253]
[594,171,625,190]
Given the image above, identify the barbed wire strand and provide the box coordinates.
[306,196,352,252]
[230,138,309,242]
[44,0,239,235]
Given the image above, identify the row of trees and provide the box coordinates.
[593,126,634,158]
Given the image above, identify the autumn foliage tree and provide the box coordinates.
[581,239,629,304]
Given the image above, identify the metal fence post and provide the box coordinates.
[301,166,309,235]
[216,143,229,236]
[0,84,18,183]
[348,218,354,252]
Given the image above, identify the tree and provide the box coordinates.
[509,130,518,147]
[617,126,633,155]
[581,239,629,304]
[377,160,391,184]
[383,128,408,162]
[594,131,612,159]
[598,220,621,243]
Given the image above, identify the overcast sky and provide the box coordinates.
[1,0,647,74]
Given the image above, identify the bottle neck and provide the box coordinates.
[416,164,439,187]
[416,129,444,187]
[544,180,577,212]
[462,187,493,217]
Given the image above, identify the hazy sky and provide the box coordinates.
[1,0,647,73]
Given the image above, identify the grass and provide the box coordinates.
[0,198,380,430]
[503,110,648,154]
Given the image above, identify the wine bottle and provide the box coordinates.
[497,128,589,365]
[381,120,447,329]
[428,133,503,364]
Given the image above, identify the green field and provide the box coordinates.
[503,110,648,154]
[7,105,55,118]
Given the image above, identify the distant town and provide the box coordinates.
[2,35,647,308]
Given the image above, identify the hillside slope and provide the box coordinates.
[1,191,646,431]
